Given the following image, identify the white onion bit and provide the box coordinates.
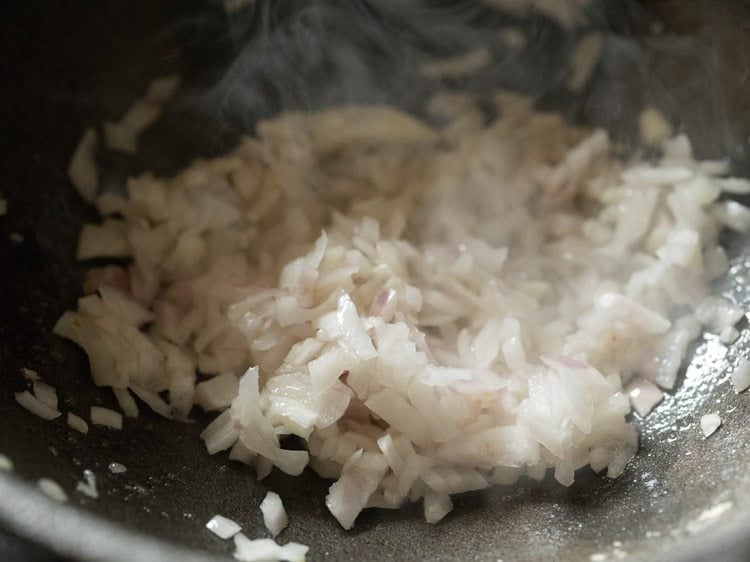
[21,367,40,381]
[76,469,99,499]
[113,388,140,418]
[206,514,242,539]
[108,462,127,474]
[718,177,750,195]
[569,32,604,92]
[639,107,672,146]
[0,454,13,472]
[103,74,181,154]
[90,406,123,429]
[260,491,288,537]
[67,128,99,202]
[719,326,740,345]
[730,359,750,394]
[67,413,89,434]
[37,478,68,503]
[625,378,664,418]
[700,414,722,438]
[15,391,61,420]
[32,381,58,410]
[233,533,308,562]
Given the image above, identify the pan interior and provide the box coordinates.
[1,1,749,560]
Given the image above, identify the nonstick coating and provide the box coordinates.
[1,1,750,560]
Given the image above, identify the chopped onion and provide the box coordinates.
[233,533,308,562]
[622,166,693,185]
[260,491,288,537]
[730,359,750,394]
[102,74,180,155]
[113,388,139,418]
[206,514,242,539]
[103,122,138,154]
[21,367,40,381]
[717,177,750,195]
[713,200,750,233]
[200,410,239,455]
[76,469,98,499]
[695,297,744,334]
[700,413,722,438]
[108,462,127,474]
[641,317,700,390]
[719,326,740,345]
[37,478,68,502]
[67,413,89,434]
[15,391,61,420]
[77,219,130,260]
[95,191,128,215]
[639,107,672,146]
[130,386,172,418]
[325,451,388,530]
[569,32,604,92]
[67,128,99,202]
[32,381,58,410]
[195,373,239,412]
[90,406,123,429]
[625,377,664,417]
[423,490,453,524]
[0,454,13,472]
[420,47,491,80]
[146,74,181,102]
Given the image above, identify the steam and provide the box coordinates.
[205,1,578,129]
[153,0,750,172]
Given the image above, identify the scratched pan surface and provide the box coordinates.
[1,1,750,560]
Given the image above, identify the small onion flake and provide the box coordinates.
[38,478,68,503]
[90,406,123,429]
[730,359,750,394]
[700,413,722,438]
[260,491,288,537]
[206,514,242,539]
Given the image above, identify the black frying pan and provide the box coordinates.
[1,1,750,560]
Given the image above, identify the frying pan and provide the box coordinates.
[1,1,750,560]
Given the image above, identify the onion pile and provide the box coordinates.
[58,90,749,532]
